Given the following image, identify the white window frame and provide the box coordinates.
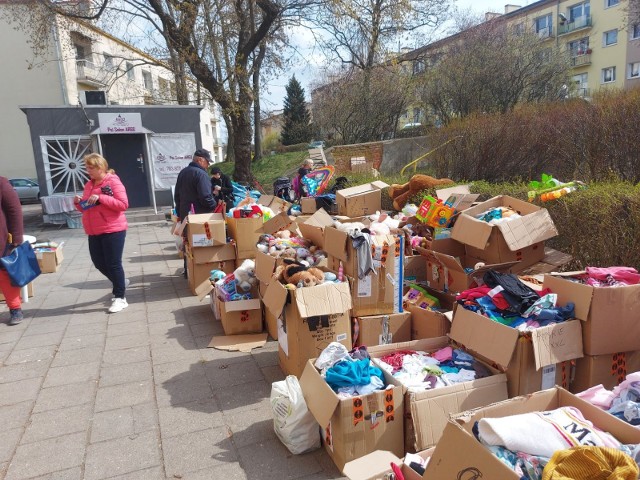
[126,62,135,81]
[535,14,552,35]
[632,25,640,40]
[142,71,152,90]
[629,62,640,79]
[602,66,616,83]
[605,0,619,7]
[603,29,618,46]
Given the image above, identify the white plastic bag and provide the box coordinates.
[270,375,320,454]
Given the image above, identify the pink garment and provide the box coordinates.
[576,384,617,409]
[433,346,453,362]
[76,173,129,235]
[585,267,640,286]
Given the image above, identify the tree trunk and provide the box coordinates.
[232,107,253,183]
[253,73,262,162]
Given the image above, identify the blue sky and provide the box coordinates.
[261,0,536,110]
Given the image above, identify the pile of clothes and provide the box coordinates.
[557,267,640,288]
[457,270,575,331]
[577,372,640,426]
[372,346,491,392]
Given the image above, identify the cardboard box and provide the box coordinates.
[213,285,262,335]
[295,208,335,249]
[226,216,263,259]
[369,337,508,453]
[301,197,318,214]
[544,274,640,356]
[264,279,353,377]
[258,194,291,214]
[424,387,640,479]
[451,195,558,270]
[34,244,64,273]
[326,231,404,316]
[403,256,427,286]
[263,304,279,340]
[336,181,389,218]
[186,256,234,296]
[406,288,453,340]
[571,350,640,394]
[186,213,226,248]
[299,359,404,472]
[353,312,411,347]
[451,307,584,397]
[343,448,433,480]
[260,212,294,235]
[0,282,34,300]
[185,242,236,265]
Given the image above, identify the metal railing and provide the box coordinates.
[75,59,109,86]
[570,53,591,67]
[558,15,592,35]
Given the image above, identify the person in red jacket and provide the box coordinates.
[0,176,25,325]
[74,153,130,313]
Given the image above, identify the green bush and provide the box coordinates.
[275,142,308,153]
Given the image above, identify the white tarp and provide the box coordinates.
[149,133,196,190]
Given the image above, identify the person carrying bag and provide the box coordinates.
[0,234,41,287]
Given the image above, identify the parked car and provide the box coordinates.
[9,178,40,203]
[308,140,325,149]
[402,122,422,130]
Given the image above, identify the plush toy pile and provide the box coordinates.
[256,231,327,267]
[272,259,341,290]
[212,259,258,301]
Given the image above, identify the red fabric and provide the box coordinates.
[0,269,21,309]
[457,286,510,310]
[76,173,129,235]
[380,350,417,373]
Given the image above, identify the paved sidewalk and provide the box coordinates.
[0,206,345,480]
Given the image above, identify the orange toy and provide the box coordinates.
[388,174,454,211]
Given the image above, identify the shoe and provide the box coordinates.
[9,308,23,326]
[108,298,128,313]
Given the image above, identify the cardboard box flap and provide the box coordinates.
[435,184,471,201]
[261,212,293,235]
[450,214,493,250]
[298,208,334,247]
[294,282,352,318]
[542,275,592,321]
[432,251,464,273]
[323,226,349,262]
[343,450,403,480]
[495,208,558,251]
[450,308,519,369]
[263,281,289,318]
[187,212,225,223]
[255,250,277,284]
[531,320,584,370]
[224,297,262,312]
[337,181,388,198]
[299,360,340,427]
[195,280,214,302]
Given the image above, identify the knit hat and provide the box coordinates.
[542,446,638,480]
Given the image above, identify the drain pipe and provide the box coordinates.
[51,18,69,105]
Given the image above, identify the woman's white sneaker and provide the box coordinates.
[109,298,128,313]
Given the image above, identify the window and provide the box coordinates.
[413,108,422,124]
[412,59,425,75]
[103,54,114,70]
[535,14,552,36]
[569,2,590,22]
[126,62,135,81]
[568,38,589,56]
[605,0,619,6]
[514,22,524,36]
[629,62,640,79]
[603,29,618,46]
[632,25,640,40]
[142,71,152,90]
[75,44,86,60]
[602,66,616,83]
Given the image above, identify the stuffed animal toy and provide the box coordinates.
[274,260,325,288]
[399,216,434,240]
[210,269,226,283]
[274,230,291,240]
[388,174,455,211]
[333,220,367,236]
[234,259,257,292]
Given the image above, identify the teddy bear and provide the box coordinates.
[274,260,325,288]
[388,174,455,211]
[234,259,257,292]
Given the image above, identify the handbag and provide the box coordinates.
[0,239,42,287]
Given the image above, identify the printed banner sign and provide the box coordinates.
[149,133,196,190]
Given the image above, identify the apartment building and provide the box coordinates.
[400,0,640,125]
[0,2,225,181]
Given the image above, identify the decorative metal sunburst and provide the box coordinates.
[43,136,93,194]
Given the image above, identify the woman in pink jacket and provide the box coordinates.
[74,153,130,313]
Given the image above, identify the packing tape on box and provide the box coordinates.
[384,389,395,423]
[352,397,364,426]
[612,352,627,384]
[204,222,212,240]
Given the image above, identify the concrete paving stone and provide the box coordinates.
[188,321,222,338]
[171,463,247,480]
[215,380,271,415]
[64,322,107,336]
[22,321,69,336]
[100,360,152,387]
[162,427,237,478]
[150,344,200,366]
[94,380,154,412]
[0,378,42,406]
[105,332,149,351]
[104,466,164,480]
[0,401,34,430]
[149,334,193,351]
[146,300,179,314]
[152,360,205,385]
[252,348,279,368]
[3,344,58,365]
[51,346,103,367]
[29,466,83,480]
[106,309,145,325]
[43,361,100,387]
[156,375,214,408]
[58,333,106,351]
[67,313,107,326]
[12,331,64,350]
[147,321,184,336]
[203,358,264,389]
[0,331,26,348]
[0,428,23,463]
[106,321,147,337]
[311,448,346,479]
[102,345,150,366]
[84,430,161,480]
[184,313,214,327]
[157,399,223,438]
[0,359,51,384]
[236,440,323,480]
[197,344,255,365]
[33,381,96,413]
[22,404,92,444]
[5,432,86,480]
[261,365,286,385]
[223,409,275,449]
[90,402,157,443]
[145,310,186,325]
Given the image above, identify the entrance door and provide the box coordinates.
[100,134,149,207]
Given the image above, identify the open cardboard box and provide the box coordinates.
[185,242,236,265]
[34,244,64,273]
[299,358,404,472]
[336,181,389,217]
[369,337,508,454]
[424,387,640,479]
[295,208,335,249]
[226,215,263,259]
[353,312,412,347]
[186,212,226,248]
[343,448,434,480]
[405,286,454,340]
[543,273,640,355]
[451,195,558,270]
[571,350,640,394]
[258,194,291,214]
[451,306,584,398]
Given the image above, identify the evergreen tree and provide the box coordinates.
[281,76,312,145]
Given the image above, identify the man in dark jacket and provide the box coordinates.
[210,166,234,212]
[174,148,218,220]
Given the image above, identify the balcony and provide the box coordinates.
[75,60,110,87]
[558,15,592,35]
[570,87,590,99]
[570,53,591,67]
